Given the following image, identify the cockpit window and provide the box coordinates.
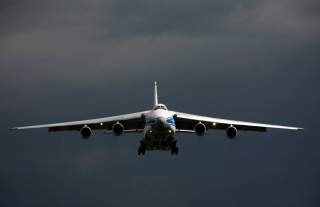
[153,104,168,110]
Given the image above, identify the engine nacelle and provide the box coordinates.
[112,122,124,136]
[226,125,237,139]
[80,125,92,139]
[194,122,207,136]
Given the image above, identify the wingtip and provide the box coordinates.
[297,127,304,131]
[9,127,18,130]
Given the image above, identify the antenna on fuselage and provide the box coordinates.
[154,81,158,106]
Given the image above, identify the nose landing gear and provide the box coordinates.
[137,139,179,155]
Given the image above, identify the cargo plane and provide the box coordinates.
[11,82,303,155]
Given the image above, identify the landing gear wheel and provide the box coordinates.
[138,146,146,155]
[138,141,146,155]
[171,147,179,155]
[170,140,178,155]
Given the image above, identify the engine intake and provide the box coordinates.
[226,125,237,139]
[112,122,124,136]
[80,125,92,139]
[194,122,206,136]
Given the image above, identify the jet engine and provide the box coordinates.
[194,122,207,136]
[226,125,237,139]
[112,122,124,136]
[80,125,92,139]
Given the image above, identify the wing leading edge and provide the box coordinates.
[11,111,148,132]
[173,112,303,132]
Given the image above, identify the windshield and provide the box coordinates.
[153,104,168,110]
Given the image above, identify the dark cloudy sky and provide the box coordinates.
[1,0,320,206]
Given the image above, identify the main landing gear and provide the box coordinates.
[171,141,179,155]
[137,140,179,155]
[138,141,146,155]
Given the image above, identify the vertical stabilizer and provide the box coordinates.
[154,81,158,106]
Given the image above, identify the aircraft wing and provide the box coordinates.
[173,112,303,132]
[11,111,149,132]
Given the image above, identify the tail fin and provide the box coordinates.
[154,81,158,106]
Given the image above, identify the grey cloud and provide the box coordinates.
[242,0,320,38]
[2,0,318,38]
[93,0,318,39]
[0,1,320,207]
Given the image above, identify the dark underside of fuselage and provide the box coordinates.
[143,131,175,151]
[139,114,178,154]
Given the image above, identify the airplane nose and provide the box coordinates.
[156,117,167,128]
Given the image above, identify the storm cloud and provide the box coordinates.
[0,0,319,207]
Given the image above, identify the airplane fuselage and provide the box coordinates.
[142,107,177,151]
